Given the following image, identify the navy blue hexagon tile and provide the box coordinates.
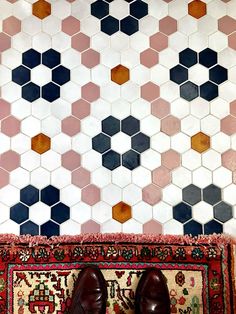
[102,116,120,136]
[41,220,60,238]
[92,115,150,171]
[20,220,39,236]
[91,0,148,35]
[41,185,60,206]
[9,184,72,236]
[10,203,29,224]
[103,150,121,170]
[173,202,192,224]
[12,49,70,103]
[170,48,228,101]
[22,49,41,68]
[178,184,229,235]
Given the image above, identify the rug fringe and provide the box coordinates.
[0,233,234,246]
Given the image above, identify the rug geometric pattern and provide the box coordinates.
[0,234,235,313]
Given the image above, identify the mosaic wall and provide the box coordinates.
[0,0,236,237]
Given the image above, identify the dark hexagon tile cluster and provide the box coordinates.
[10,184,69,237]
[92,115,150,170]
[91,0,148,35]
[12,49,70,102]
[170,48,228,101]
[173,184,233,236]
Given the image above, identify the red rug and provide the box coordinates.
[0,234,235,314]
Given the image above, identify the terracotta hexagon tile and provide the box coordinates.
[150,32,168,52]
[161,149,180,170]
[0,33,11,52]
[111,64,130,85]
[82,49,100,69]
[62,116,80,136]
[221,115,236,135]
[62,150,81,171]
[112,202,131,223]
[228,32,236,50]
[230,100,236,117]
[218,16,236,35]
[152,166,171,188]
[188,0,207,19]
[0,150,20,171]
[142,184,162,205]
[72,99,90,119]
[81,82,100,102]
[191,132,210,153]
[0,100,10,120]
[161,115,180,136]
[0,168,9,188]
[1,116,20,137]
[3,16,21,36]
[222,149,236,171]
[62,16,80,36]
[82,184,100,206]
[159,16,177,35]
[81,220,100,233]
[72,167,90,188]
[31,133,51,154]
[141,82,160,102]
[140,49,159,68]
[72,33,90,52]
[143,219,163,234]
[151,98,170,118]
[33,0,51,20]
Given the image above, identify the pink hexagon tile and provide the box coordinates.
[0,0,235,237]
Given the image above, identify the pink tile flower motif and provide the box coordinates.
[62,16,80,35]
[3,16,21,36]
[72,99,90,119]
[82,82,100,102]
[62,116,80,136]
[62,150,81,171]
[141,82,160,102]
[142,184,162,205]
[0,150,20,171]
[1,116,20,137]
[82,184,100,206]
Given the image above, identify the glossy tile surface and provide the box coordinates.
[0,0,236,236]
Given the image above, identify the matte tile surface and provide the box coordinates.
[0,0,236,236]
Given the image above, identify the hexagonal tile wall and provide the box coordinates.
[0,0,236,237]
[170,48,228,101]
[91,0,148,35]
[92,115,150,170]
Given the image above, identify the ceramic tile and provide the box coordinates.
[1,0,236,237]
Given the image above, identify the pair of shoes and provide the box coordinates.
[69,266,107,314]
[69,266,170,314]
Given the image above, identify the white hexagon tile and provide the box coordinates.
[0,0,236,237]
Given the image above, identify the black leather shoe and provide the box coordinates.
[135,268,171,314]
[69,265,107,314]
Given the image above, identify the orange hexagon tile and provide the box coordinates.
[188,0,207,19]
[33,0,51,20]
[112,202,132,223]
[191,132,210,153]
[31,133,51,154]
[111,65,130,85]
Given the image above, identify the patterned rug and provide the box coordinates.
[0,234,235,314]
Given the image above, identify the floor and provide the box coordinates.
[0,0,236,237]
